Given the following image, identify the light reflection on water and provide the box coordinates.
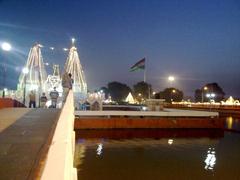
[226,116,233,129]
[75,117,240,180]
[204,148,216,171]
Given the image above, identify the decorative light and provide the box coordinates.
[206,93,215,98]
[63,48,69,51]
[22,67,29,74]
[1,42,12,51]
[31,84,39,90]
[172,89,176,93]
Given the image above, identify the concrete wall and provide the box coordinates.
[41,91,77,180]
[0,98,25,109]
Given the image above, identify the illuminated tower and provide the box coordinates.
[17,44,47,104]
[64,40,87,96]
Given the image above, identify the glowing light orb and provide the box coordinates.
[168,76,175,82]
[1,42,12,51]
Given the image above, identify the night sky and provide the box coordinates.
[0,0,240,97]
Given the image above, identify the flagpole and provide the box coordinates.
[144,68,146,82]
[144,57,150,99]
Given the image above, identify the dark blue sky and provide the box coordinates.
[0,0,240,97]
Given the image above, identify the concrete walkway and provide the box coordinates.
[0,108,61,180]
[0,108,31,132]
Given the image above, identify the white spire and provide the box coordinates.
[18,43,47,92]
[64,44,87,95]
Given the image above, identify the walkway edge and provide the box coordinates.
[41,91,77,180]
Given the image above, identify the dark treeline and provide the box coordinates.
[96,81,225,103]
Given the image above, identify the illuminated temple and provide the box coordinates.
[15,42,87,106]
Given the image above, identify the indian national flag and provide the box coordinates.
[130,58,145,72]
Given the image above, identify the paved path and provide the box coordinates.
[0,108,61,180]
[0,108,31,132]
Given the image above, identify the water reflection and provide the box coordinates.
[204,148,216,171]
[226,117,233,129]
[168,139,173,145]
[96,143,103,156]
[75,117,240,180]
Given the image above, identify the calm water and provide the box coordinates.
[75,117,240,180]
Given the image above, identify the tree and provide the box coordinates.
[155,88,184,103]
[107,81,132,102]
[133,81,152,102]
[194,82,225,102]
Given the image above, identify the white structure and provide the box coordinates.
[221,96,240,105]
[41,91,77,180]
[86,92,105,110]
[17,44,47,105]
[125,92,135,104]
[64,44,87,96]
[75,109,219,117]
[45,64,62,94]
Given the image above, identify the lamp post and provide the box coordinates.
[22,67,29,105]
[1,42,12,97]
[171,89,176,102]
[201,86,208,103]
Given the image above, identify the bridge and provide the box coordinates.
[0,91,76,180]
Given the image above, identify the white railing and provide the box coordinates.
[75,109,219,117]
[41,91,77,180]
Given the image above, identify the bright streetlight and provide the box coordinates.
[1,42,12,51]
[211,93,216,98]
[168,76,175,82]
[171,89,176,102]
[206,93,216,103]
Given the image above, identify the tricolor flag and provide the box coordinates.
[130,58,145,72]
